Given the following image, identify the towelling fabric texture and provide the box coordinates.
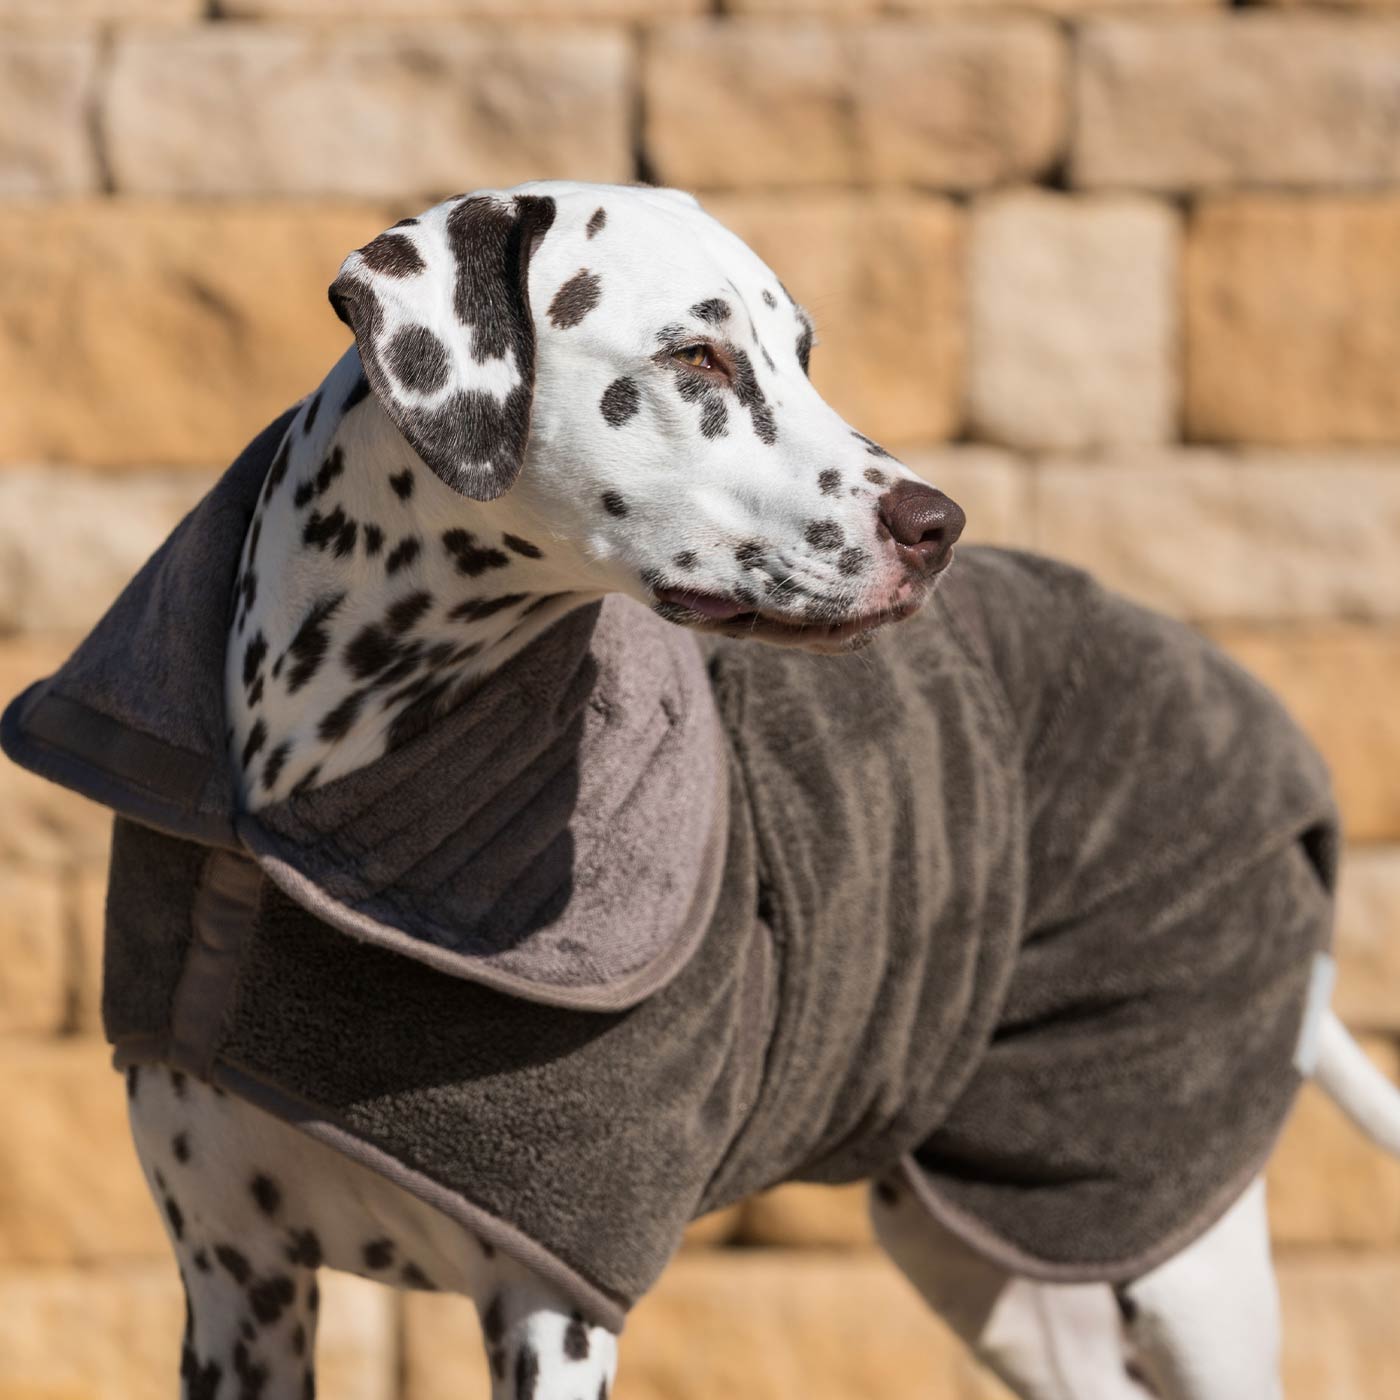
[2,415,1338,1331]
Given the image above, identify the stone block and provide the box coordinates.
[645,18,1065,191]
[1205,624,1400,843]
[0,35,98,195]
[0,1264,396,1400]
[0,469,214,634]
[1268,1038,1400,1247]
[0,860,67,1037]
[403,1250,1013,1399]
[968,190,1178,451]
[0,202,384,468]
[1034,453,1400,622]
[223,0,698,12]
[1076,16,1400,190]
[107,24,632,197]
[1278,1253,1400,1397]
[0,0,199,17]
[737,1183,873,1248]
[1185,197,1400,445]
[1335,847,1400,1033]
[707,194,964,445]
[0,1039,166,1263]
[906,448,1033,549]
[0,636,113,868]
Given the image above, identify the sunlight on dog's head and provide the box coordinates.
[331,180,964,653]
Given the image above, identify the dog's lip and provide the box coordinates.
[654,585,925,645]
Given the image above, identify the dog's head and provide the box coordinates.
[330,181,963,653]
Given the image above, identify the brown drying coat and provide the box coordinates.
[1,415,1338,1329]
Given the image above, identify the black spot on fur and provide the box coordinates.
[318,688,368,742]
[172,1131,191,1164]
[852,429,893,459]
[293,480,315,509]
[247,676,264,708]
[303,506,358,559]
[240,1319,256,1345]
[515,1344,540,1400]
[262,741,291,792]
[385,535,422,575]
[449,593,527,623]
[170,1069,186,1097]
[264,438,292,502]
[389,468,415,501]
[342,373,371,414]
[386,324,450,395]
[520,594,561,618]
[364,523,384,557]
[797,324,813,375]
[600,376,640,427]
[818,468,842,496]
[442,528,509,576]
[249,1274,296,1327]
[729,346,777,444]
[503,533,544,559]
[362,1238,395,1271]
[673,550,697,571]
[216,1244,252,1286]
[163,1194,184,1239]
[805,520,842,551]
[126,1064,139,1098]
[875,1178,900,1207]
[290,764,321,798]
[762,288,777,309]
[286,1230,322,1269]
[302,393,321,435]
[386,590,433,634]
[193,1248,211,1273]
[241,719,267,771]
[483,1294,505,1344]
[286,592,346,694]
[250,1174,281,1217]
[735,540,764,570]
[700,398,728,439]
[691,297,730,324]
[548,269,601,329]
[292,1323,307,1357]
[182,1346,222,1400]
[564,1313,590,1361]
[1115,1288,1139,1325]
[384,678,454,752]
[586,206,607,238]
[401,1261,435,1290]
[600,491,628,518]
[234,1338,269,1399]
[838,547,868,577]
[359,231,425,278]
[864,466,888,486]
[243,633,268,690]
[314,446,345,498]
[307,1279,320,1313]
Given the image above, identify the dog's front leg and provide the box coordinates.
[474,1254,618,1400]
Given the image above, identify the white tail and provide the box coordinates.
[1313,1010,1400,1157]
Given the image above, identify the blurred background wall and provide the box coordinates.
[2,0,1399,1395]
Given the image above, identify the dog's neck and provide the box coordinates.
[226,350,596,810]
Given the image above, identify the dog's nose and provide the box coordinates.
[878,482,966,571]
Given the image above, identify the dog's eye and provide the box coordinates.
[672,344,715,371]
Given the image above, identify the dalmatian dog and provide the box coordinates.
[124,181,1400,1400]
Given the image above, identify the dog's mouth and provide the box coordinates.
[652,582,927,652]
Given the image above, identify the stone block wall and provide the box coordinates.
[1,0,1397,1394]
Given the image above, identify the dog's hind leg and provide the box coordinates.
[870,1175,1154,1400]
[1116,1177,1283,1400]
[474,1254,619,1400]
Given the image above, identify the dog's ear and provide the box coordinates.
[328,192,557,502]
